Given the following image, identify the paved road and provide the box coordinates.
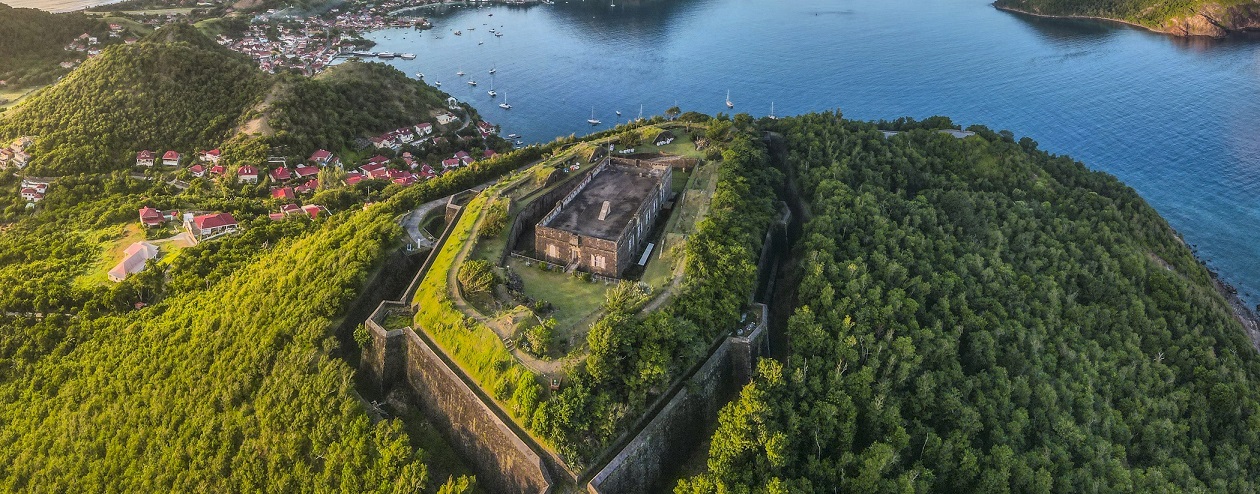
[400,195,451,250]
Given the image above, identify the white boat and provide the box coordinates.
[587,108,601,125]
[507,133,520,139]
[499,92,511,110]
[434,81,442,87]
[726,90,734,109]
[415,73,424,79]
[377,52,396,59]
[488,64,496,74]
[769,102,777,120]
[454,30,462,35]
[400,53,416,60]
[468,80,478,86]
[479,41,484,45]
[457,67,465,76]
[495,32,503,37]
[488,74,496,97]
[637,104,644,121]
[351,50,374,57]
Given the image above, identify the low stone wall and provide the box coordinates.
[586,304,770,494]
[362,301,554,494]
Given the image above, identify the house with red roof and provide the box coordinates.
[454,150,472,166]
[415,123,433,135]
[419,164,437,180]
[271,187,295,199]
[20,188,43,202]
[189,164,206,177]
[209,164,226,177]
[162,150,181,167]
[294,165,320,179]
[237,165,259,184]
[138,206,165,227]
[309,149,332,164]
[136,150,156,167]
[484,149,498,159]
[270,166,292,182]
[441,158,461,170]
[199,149,221,164]
[184,213,238,241]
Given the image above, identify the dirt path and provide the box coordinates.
[444,192,570,377]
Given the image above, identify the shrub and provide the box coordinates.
[457,259,496,293]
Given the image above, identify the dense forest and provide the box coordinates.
[678,113,1260,492]
[0,3,103,90]
[994,0,1260,33]
[0,24,267,175]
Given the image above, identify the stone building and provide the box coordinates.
[535,159,672,277]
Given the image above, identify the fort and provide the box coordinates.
[535,158,672,278]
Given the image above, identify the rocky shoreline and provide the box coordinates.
[1210,272,1260,352]
[994,2,1260,38]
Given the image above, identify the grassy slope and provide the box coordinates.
[994,0,1260,29]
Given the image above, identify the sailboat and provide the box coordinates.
[726,90,734,109]
[456,66,465,76]
[769,102,777,120]
[499,92,511,110]
[489,64,496,74]
[487,74,496,97]
[637,104,644,121]
[587,108,601,125]
[616,110,622,116]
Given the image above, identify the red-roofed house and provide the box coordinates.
[270,167,292,182]
[20,188,43,202]
[189,164,206,177]
[365,155,389,166]
[136,150,156,167]
[484,149,498,159]
[199,149,221,164]
[454,150,473,166]
[367,167,390,180]
[185,213,238,240]
[271,187,295,199]
[309,149,332,164]
[419,164,437,179]
[138,206,165,227]
[237,165,259,184]
[301,204,327,219]
[346,174,364,186]
[415,123,433,135]
[162,150,181,167]
[442,158,460,170]
[294,165,319,179]
[209,164,226,176]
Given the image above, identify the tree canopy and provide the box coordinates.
[680,113,1260,492]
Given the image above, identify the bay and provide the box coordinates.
[359,0,1260,307]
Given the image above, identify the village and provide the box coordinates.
[39,107,504,284]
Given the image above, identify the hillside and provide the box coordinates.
[263,60,454,154]
[678,115,1260,491]
[0,24,268,175]
[994,0,1260,36]
[0,3,104,91]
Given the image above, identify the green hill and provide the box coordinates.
[0,3,104,90]
[0,23,268,175]
[265,60,453,154]
[994,0,1260,36]
[679,115,1260,492]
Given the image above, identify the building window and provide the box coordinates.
[592,255,606,269]
[548,244,558,258]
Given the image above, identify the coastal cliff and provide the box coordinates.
[994,0,1260,37]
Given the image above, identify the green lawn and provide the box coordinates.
[506,258,608,333]
[75,223,146,288]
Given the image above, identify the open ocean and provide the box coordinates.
[357,0,1260,305]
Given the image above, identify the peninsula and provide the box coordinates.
[994,0,1260,37]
